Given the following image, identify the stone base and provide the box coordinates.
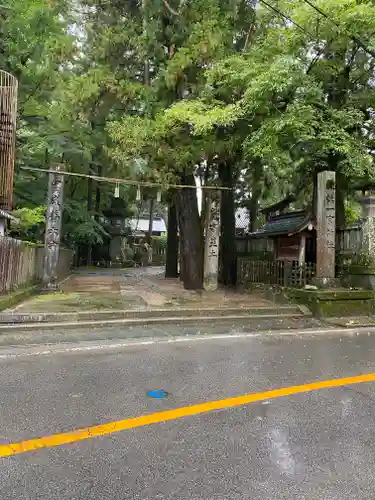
[40,282,60,293]
[344,266,375,291]
[203,274,219,292]
[312,277,341,289]
[109,262,125,269]
[288,288,375,317]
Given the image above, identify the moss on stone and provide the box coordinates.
[316,299,373,317]
[349,265,375,275]
[0,284,39,311]
[18,292,137,312]
[287,288,375,317]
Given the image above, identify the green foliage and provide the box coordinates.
[108,0,375,213]
[10,206,46,241]
[63,201,109,246]
[12,206,45,227]
[344,202,361,227]
[9,0,375,255]
[346,251,375,269]
[6,0,140,249]
[123,245,135,262]
[152,234,167,249]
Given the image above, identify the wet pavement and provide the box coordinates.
[1,329,375,498]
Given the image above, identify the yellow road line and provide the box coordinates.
[1,372,375,458]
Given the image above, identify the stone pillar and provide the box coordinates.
[203,191,221,291]
[42,165,65,291]
[316,171,336,281]
[103,197,129,267]
[359,195,375,258]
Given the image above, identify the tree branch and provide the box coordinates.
[163,0,187,16]
[306,41,330,74]
[163,0,179,16]
[243,24,256,53]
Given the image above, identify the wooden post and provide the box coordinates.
[42,165,65,291]
[298,233,306,265]
[203,191,221,291]
[298,233,306,285]
[165,201,179,278]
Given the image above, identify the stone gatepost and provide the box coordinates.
[316,171,336,283]
[203,191,221,291]
[359,195,375,258]
[42,165,65,291]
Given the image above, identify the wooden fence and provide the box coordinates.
[152,245,166,265]
[0,237,73,293]
[238,257,316,287]
[237,226,364,259]
[336,226,362,253]
[236,236,274,256]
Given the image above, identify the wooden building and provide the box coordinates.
[249,210,316,264]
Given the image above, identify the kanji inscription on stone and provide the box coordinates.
[43,166,65,290]
[316,171,336,279]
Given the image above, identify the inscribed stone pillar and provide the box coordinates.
[43,165,65,291]
[203,191,221,291]
[316,171,336,280]
[359,195,375,259]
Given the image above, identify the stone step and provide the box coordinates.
[0,316,324,348]
[0,313,312,333]
[0,305,308,325]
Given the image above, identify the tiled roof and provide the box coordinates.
[250,211,314,237]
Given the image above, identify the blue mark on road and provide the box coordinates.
[147,389,168,399]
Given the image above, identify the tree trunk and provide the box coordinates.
[249,160,262,232]
[176,200,187,282]
[219,162,237,286]
[165,201,179,278]
[95,165,102,216]
[200,163,210,234]
[312,170,318,216]
[179,225,186,282]
[87,171,93,266]
[176,173,203,290]
[335,173,346,228]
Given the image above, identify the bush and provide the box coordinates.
[151,234,167,249]
[10,206,46,242]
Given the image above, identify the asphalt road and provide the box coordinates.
[1,329,375,499]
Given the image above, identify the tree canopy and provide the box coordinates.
[4,0,375,283]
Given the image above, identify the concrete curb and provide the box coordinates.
[0,311,310,332]
[0,304,309,324]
